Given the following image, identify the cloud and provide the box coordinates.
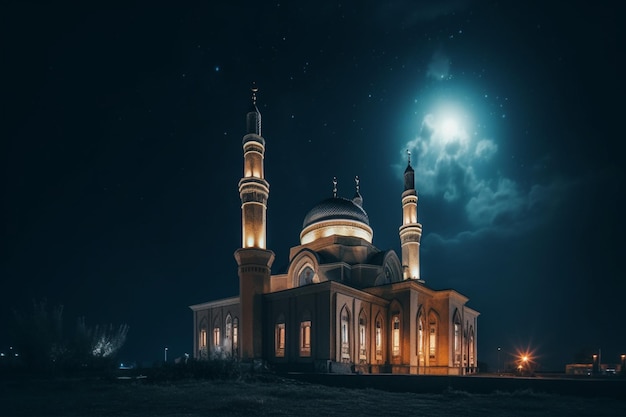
[399,112,566,244]
[466,177,525,227]
[475,139,497,159]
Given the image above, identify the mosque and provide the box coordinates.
[189,88,479,374]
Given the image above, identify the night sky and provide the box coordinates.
[2,1,623,371]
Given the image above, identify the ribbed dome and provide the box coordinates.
[302,197,370,229]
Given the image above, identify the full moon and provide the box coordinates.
[440,118,459,138]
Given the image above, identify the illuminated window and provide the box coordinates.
[300,320,311,357]
[392,316,400,357]
[299,266,315,286]
[375,318,383,360]
[417,317,424,359]
[213,326,220,347]
[340,307,350,362]
[468,326,475,368]
[199,329,207,348]
[359,315,366,361]
[233,317,239,351]
[429,315,438,359]
[225,315,232,355]
[275,314,285,357]
[453,316,461,366]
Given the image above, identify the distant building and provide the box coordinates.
[189,88,480,374]
[565,363,623,376]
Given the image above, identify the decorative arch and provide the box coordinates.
[198,317,208,358]
[374,312,384,360]
[224,313,233,356]
[374,250,403,285]
[232,317,239,355]
[416,305,425,363]
[468,325,475,369]
[428,309,440,363]
[452,309,462,367]
[212,316,221,352]
[389,300,403,358]
[358,309,367,362]
[382,250,403,283]
[287,249,321,288]
[339,305,351,363]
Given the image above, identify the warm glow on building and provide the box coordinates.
[300,221,373,245]
[402,195,418,224]
[189,87,479,375]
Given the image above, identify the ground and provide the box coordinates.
[1,374,625,417]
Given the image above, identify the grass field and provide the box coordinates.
[1,374,626,417]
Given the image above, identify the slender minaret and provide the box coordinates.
[399,150,423,282]
[234,85,275,361]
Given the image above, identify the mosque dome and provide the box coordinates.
[300,196,373,245]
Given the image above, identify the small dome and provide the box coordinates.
[302,197,370,229]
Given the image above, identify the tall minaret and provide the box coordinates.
[399,150,423,282]
[234,85,275,361]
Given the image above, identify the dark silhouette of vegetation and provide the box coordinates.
[142,357,243,382]
[9,299,128,374]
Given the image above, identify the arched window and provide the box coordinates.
[198,318,208,359]
[198,318,209,358]
[375,316,383,360]
[199,328,207,349]
[358,311,367,361]
[392,316,401,357]
[299,266,315,286]
[213,318,221,351]
[417,314,424,362]
[429,312,438,360]
[468,325,475,368]
[233,317,239,354]
[275,314,286,358]
[340,306,350,362]
[453,311,462,366]
[225,314,233,355]
[300,311,312,357]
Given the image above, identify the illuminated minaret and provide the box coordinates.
[234,85,275,361]
[399,150,423,282]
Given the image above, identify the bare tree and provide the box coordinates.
[76,317,129,361]
[11,299,129,372]
[11,299,67,370]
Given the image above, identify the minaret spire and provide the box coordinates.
[251,83,259,105]
[235,84,275,361]
[399,149,423,282]
[332,176,338,198]
[246,83,261,135]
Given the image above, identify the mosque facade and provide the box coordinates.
[189,89,479,374]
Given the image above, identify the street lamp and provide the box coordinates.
[516,353,531,376]
[164,347,168,363]
[592,353,598,375]
[620,354,625,376]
